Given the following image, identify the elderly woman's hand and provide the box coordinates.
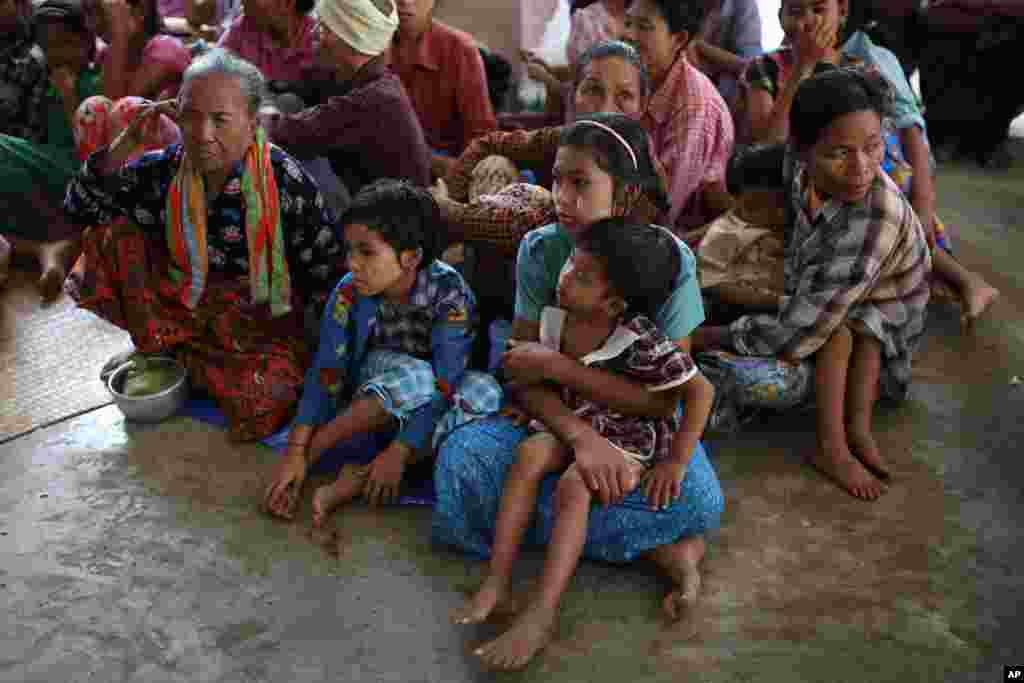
[106,99,177,164]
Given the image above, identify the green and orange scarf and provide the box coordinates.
[165,128,292,317]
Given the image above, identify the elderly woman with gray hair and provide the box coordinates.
[64,47,346,441]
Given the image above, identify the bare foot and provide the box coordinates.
[848,427,891,481]
[37,265,66,303]
[311,464,368,528]
[649,536,704,621]
[37,239,77,304]
[806,443,886,501]
[452,575,511,625]
[961,277,999,330]
[474,603,556,671]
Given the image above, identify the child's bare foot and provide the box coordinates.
[649,535,704,621]
[311,464,368,528]
[847,428,890,481]
[961,277,999,330]
[474,603,557,671]
[452,575,512,625]
[37,266,65,303]
[807,442,886,501]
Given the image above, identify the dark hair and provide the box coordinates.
[561,112,670,214]
[34,0,98,60]
[575,217,680,318]
[135,0,163,38]
[574,39,650,101]
[34,0,89,33]
[647,0,707,37]
[790,66,895,149]
[295,0,316,14]
[341,179,446,269]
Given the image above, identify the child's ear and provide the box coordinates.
[605,294,628,319]
[399,247,423,271]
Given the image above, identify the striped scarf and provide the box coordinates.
[165,128,292,317]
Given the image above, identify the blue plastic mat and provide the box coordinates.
[181,398,436,505]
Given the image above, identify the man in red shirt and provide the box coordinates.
[260,0,432,200]
[389,0,498,179]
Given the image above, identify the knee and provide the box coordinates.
[554,467,592,510]
[813,324,853,359]
[511,441,555,480]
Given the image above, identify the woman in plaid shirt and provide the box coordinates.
[695,69,931,501]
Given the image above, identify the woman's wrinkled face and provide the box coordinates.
[623,0,683,81]
[552,144,617,237]
[574,55,644,118]
[37,21,92,72]
[557,246,618,318]
[780,0,846,45]
[804,109,884,203]
[395,0,434,38]
[178,73,256,182]
[344,223,415,297]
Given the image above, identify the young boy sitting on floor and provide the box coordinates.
[263,179,502,524]
[454,217,701,670]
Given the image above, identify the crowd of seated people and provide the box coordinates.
[0,0,1010,672]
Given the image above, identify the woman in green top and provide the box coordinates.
[0,0,101,300]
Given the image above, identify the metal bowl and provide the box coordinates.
[105,356,189,423]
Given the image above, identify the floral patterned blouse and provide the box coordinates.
[64,142,345,308]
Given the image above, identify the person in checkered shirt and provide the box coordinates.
[264,179,502,524]
[695,69,931,502]
[454,218,702,671]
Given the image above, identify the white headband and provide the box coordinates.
[318,0,398,57]
[575,119,638,171]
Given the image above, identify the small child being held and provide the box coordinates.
[263,179,502,525]
[454,217,699,670]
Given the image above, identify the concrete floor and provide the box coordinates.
[2,154,1023,682]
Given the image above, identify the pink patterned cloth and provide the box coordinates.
[100,34,192,100]
[74,96,181,162]
[641,55,734,233]
[158,0,186,18]
[218,14,318,84]
[566,1,622,68]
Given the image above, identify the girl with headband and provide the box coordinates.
[433,112,724,663]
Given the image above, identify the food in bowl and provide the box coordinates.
[118,356,182,396]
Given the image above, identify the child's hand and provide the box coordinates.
[364,442,410,506]
[794,13,838,73]
[263,448,308,520]
[502,341,565,385]
[642,460,687,511]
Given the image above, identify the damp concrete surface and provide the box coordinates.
[1,156,1023,682]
